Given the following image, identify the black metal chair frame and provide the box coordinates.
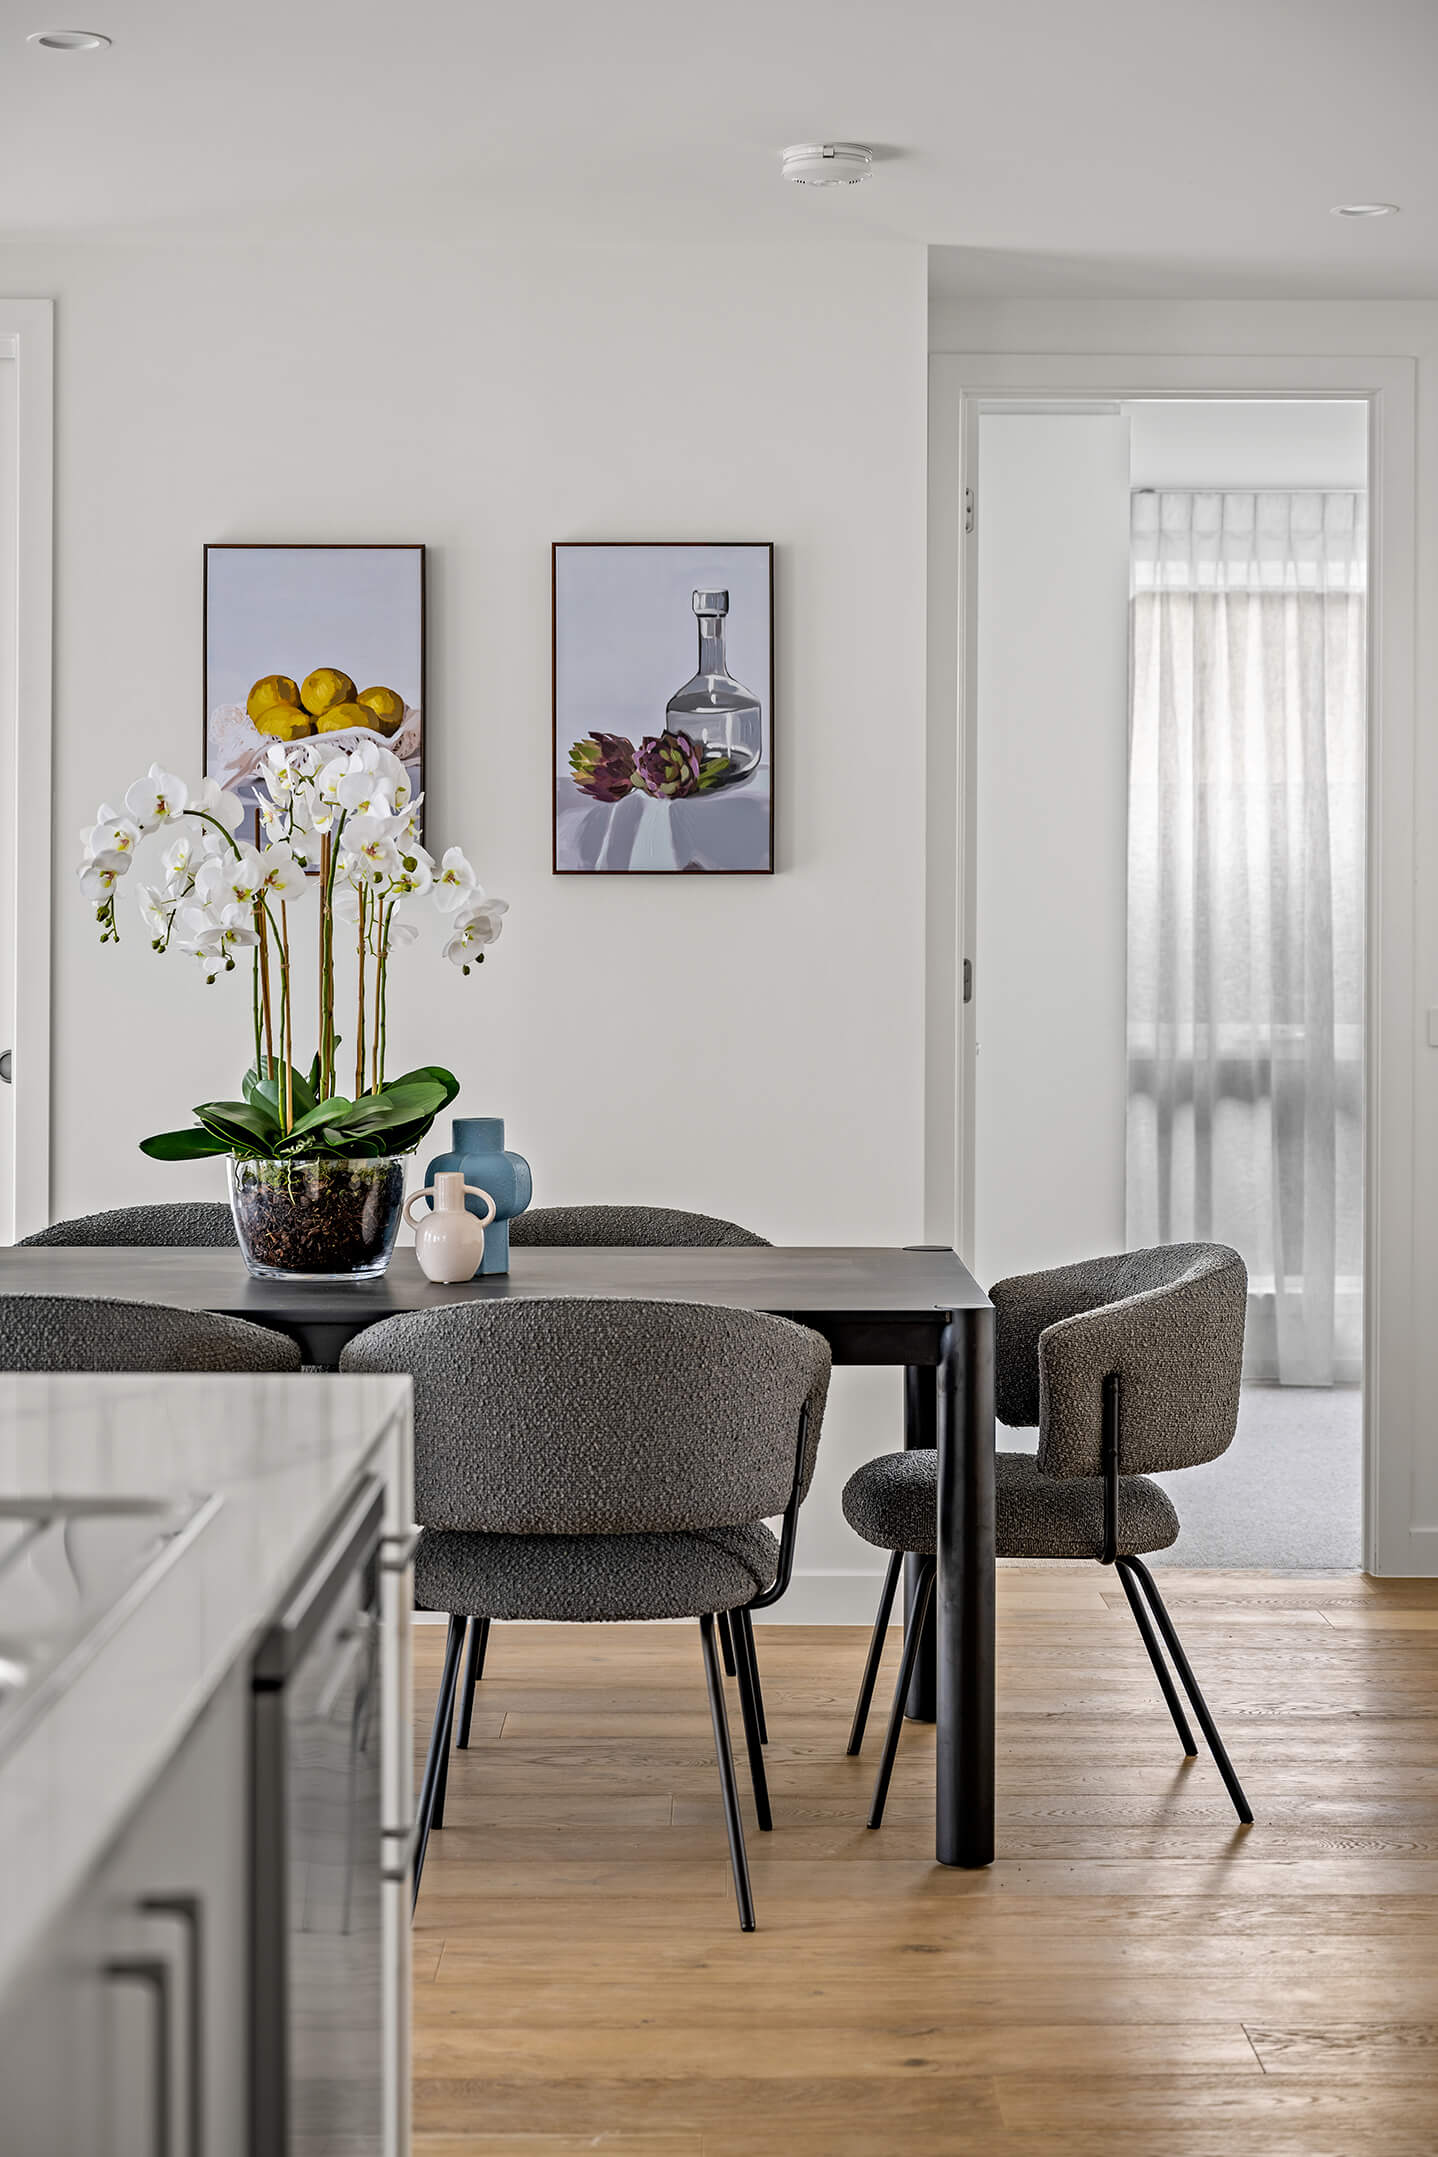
[849,1375,1254,1830]
[414,1407,809,1932]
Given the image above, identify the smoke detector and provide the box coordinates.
[782,143,873,189]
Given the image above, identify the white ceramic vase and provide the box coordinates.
[404,1172,496,1284]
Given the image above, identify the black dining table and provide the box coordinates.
[0,1240,996,1867]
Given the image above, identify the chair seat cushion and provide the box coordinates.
[415,1521,780,1623]
[842,1449,1180,1561]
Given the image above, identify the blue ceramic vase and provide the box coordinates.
[422,1117,532,1276]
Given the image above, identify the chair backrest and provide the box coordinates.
[339,1297,829,1534]
[990,1243,1247,1479]
[509,1205,769,1249]
[20,1203,237,1248]
[0,1295,302,1373]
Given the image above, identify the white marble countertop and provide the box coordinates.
[0,1371,412,1996]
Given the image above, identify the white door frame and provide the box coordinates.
[926,351,1418,1577]
[0,300,54,1243]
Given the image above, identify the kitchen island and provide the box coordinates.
[0,1370,414,2156]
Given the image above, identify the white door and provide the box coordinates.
[973,411,1132,1288]
[0,348,18,1241]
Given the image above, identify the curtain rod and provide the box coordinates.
[1132,484,1368,495]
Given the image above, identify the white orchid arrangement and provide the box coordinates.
[79,740,507,1163]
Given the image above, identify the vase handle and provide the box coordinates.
[403,1189,435,1228]
[463,1186,498,1226]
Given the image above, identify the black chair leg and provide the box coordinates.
[413,1615,466,1910]
[847,1550,904,1757]
[1114,1556,1197,1757]
[456,1617,490,1751]
[729,1610,773,1831]
[734,1607,768,1744]
[718,1609,738,1678]
[699,1614,756,1931]
[1123,1555,1254,1825]
[867,1558,935,1830]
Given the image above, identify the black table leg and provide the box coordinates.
[935,1307,995,1868]
[903,1364,938,1722]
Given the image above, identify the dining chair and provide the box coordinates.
[0,1292,302,1372]
[19,1202,237,1247]
[461,1202,773,1741]
[338,1295,829,1930]
[842,1243,1253,1828]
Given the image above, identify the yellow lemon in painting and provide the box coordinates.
[315,700,382,734]
[247,673,300,723]
[299,667,357,717]
[356,685,406,736]
[252,701,313,741]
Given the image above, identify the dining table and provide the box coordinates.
[0,1240,996,1867]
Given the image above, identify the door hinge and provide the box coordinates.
[964,487,975,535]
[962,958,973,1004]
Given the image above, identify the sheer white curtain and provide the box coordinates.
[1127,491,1366,1385]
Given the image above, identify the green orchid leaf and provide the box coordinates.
[139,1125,232,1161]
[389,1065,461,1109]
[194,1100,275,1150]
[272,1097,356,1151]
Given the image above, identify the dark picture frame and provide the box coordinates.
[203,543,427,842]
[552,540,775,875]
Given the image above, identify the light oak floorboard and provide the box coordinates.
[412,1569,1438,2153]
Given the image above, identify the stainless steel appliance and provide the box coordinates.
[251,1477,386,2155]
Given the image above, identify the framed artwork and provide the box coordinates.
[553,541,774,874]
[204,543,425,832]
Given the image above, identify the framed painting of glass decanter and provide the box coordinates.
[553,541,774,874]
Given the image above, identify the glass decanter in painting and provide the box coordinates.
[664,589,762,789]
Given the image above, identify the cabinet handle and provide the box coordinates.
[379,1526,423,1571]
[141,1895,204,2157]
[104,1956,172,2157]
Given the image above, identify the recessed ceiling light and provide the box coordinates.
[1331,202,1398,218]
[26,28,111,49]
[782,143,873,188]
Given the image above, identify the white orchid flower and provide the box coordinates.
[261,745,298,801]
[195,843,264,912]
[192,775,246,833]
[331,881,361,924]
[256,843,309,903]
[383,916,419,948]
[343,816,403,878]
[160,828,203,881]
[314,756,351,807]
[85,805,141,861]
[123,763,189,832]
[257,796,291,846]
[337,769,398,820]
[433,846,478,913]
[389,852,433,900]
[79,855,127,900]
[136,883,181,941]
[341,843,399,891]
[442,892,508,971]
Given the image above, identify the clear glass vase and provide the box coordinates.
[664,589,762,789]
[228,1155,406,1281]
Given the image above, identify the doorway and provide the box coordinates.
[967,395,1368,1569]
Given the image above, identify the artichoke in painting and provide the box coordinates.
[633,728,733,800]
[569,731,637,803]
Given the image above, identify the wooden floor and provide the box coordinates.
[411,1567,1438,2156]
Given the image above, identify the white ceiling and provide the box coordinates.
[5,0,1436,295]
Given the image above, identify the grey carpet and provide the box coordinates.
[1004,1385,1362,1570]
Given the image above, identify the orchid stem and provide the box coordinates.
[280,901,294,1133]
[354,884,367,1102]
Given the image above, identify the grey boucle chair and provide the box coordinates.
[339,1296,830,1931]
[0,1292,302,1372]
[842,1243,1253,1827]
[20,1202,236,1247]
[510,1204,770,1250]
[457,1203,773,1743]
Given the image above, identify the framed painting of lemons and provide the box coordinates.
[204,543,425,836]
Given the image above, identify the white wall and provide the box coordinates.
[1128,398,1368,490]
[2,225,929,1619]
[974,413,1130,1286]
